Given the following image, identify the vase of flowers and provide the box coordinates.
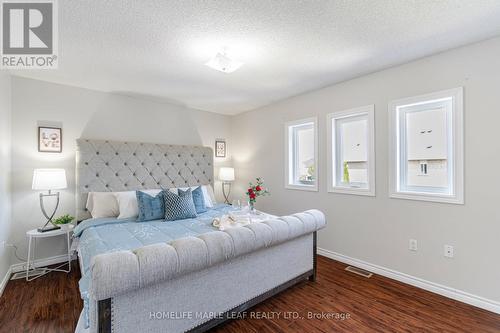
[246,178,270,214]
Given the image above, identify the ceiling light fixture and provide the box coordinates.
[205,49,243,73]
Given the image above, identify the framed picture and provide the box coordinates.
[215,140,226,158]
[38,126,62,153]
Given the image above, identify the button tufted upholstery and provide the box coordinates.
[76,139,214,221]
[89,209,326,300]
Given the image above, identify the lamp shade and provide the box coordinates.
[32,169,67,190]
[219,167,235,182]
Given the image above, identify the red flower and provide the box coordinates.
[248,188,254,194]
[255,185,262,192]
[249,193,256,199]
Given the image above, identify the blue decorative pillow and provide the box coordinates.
[163,188,197,221]
[136,191,165,222]
[191,186,207,214]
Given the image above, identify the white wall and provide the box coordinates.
[0,72,12,288]
[10,77,232,263]
[231,37,500,303]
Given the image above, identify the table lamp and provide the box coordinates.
[32,168,67,232]
[219,167,235,204]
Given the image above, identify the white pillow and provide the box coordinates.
[114,191,137,219]
[203,185,217,207]
[86,192,119,218]
[115,190,162,219]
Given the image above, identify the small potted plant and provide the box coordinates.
[52,214,75,231]
[246,178,270,213]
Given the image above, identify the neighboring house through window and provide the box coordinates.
[389,88,464,204]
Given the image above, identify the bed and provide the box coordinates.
[74,139,326,333]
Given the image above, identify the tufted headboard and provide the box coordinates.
[76,139,214,221]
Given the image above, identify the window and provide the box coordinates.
[389,88,464,204]
[285,117,318,191]
[327,105,375,196]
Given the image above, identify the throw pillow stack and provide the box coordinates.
[85,185,216,222]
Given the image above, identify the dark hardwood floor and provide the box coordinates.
[0,261,82,333]
[1,256,499,333]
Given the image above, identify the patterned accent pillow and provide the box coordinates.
[192,186,207,214]
[136,191,165,222]
[164,188,197,221]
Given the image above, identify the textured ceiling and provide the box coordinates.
[12,0,500,115]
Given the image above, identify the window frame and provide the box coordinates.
[388,87,464,204]
[284,117,319,192]
[327,105,376,196]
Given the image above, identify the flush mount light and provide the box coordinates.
[205,50,243,73]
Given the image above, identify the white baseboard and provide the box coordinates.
[0,266,12,298]
[318,247,500,314]
[0,254,76,299]
[10,254,76,273]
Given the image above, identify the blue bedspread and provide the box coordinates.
[75,204,234,328]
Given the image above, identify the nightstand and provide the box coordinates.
[25,225,74,281]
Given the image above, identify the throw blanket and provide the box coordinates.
[212,211,276,230]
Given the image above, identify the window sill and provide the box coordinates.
[328,186,375,197]
[285,184,318,192]
[389,191,464,204]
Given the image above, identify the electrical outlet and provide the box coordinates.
[409,239,418,251]
[444,245,454,258]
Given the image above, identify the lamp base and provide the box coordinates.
[222,182,232,204]
[38,191,61,233]
[37,225,60,233]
